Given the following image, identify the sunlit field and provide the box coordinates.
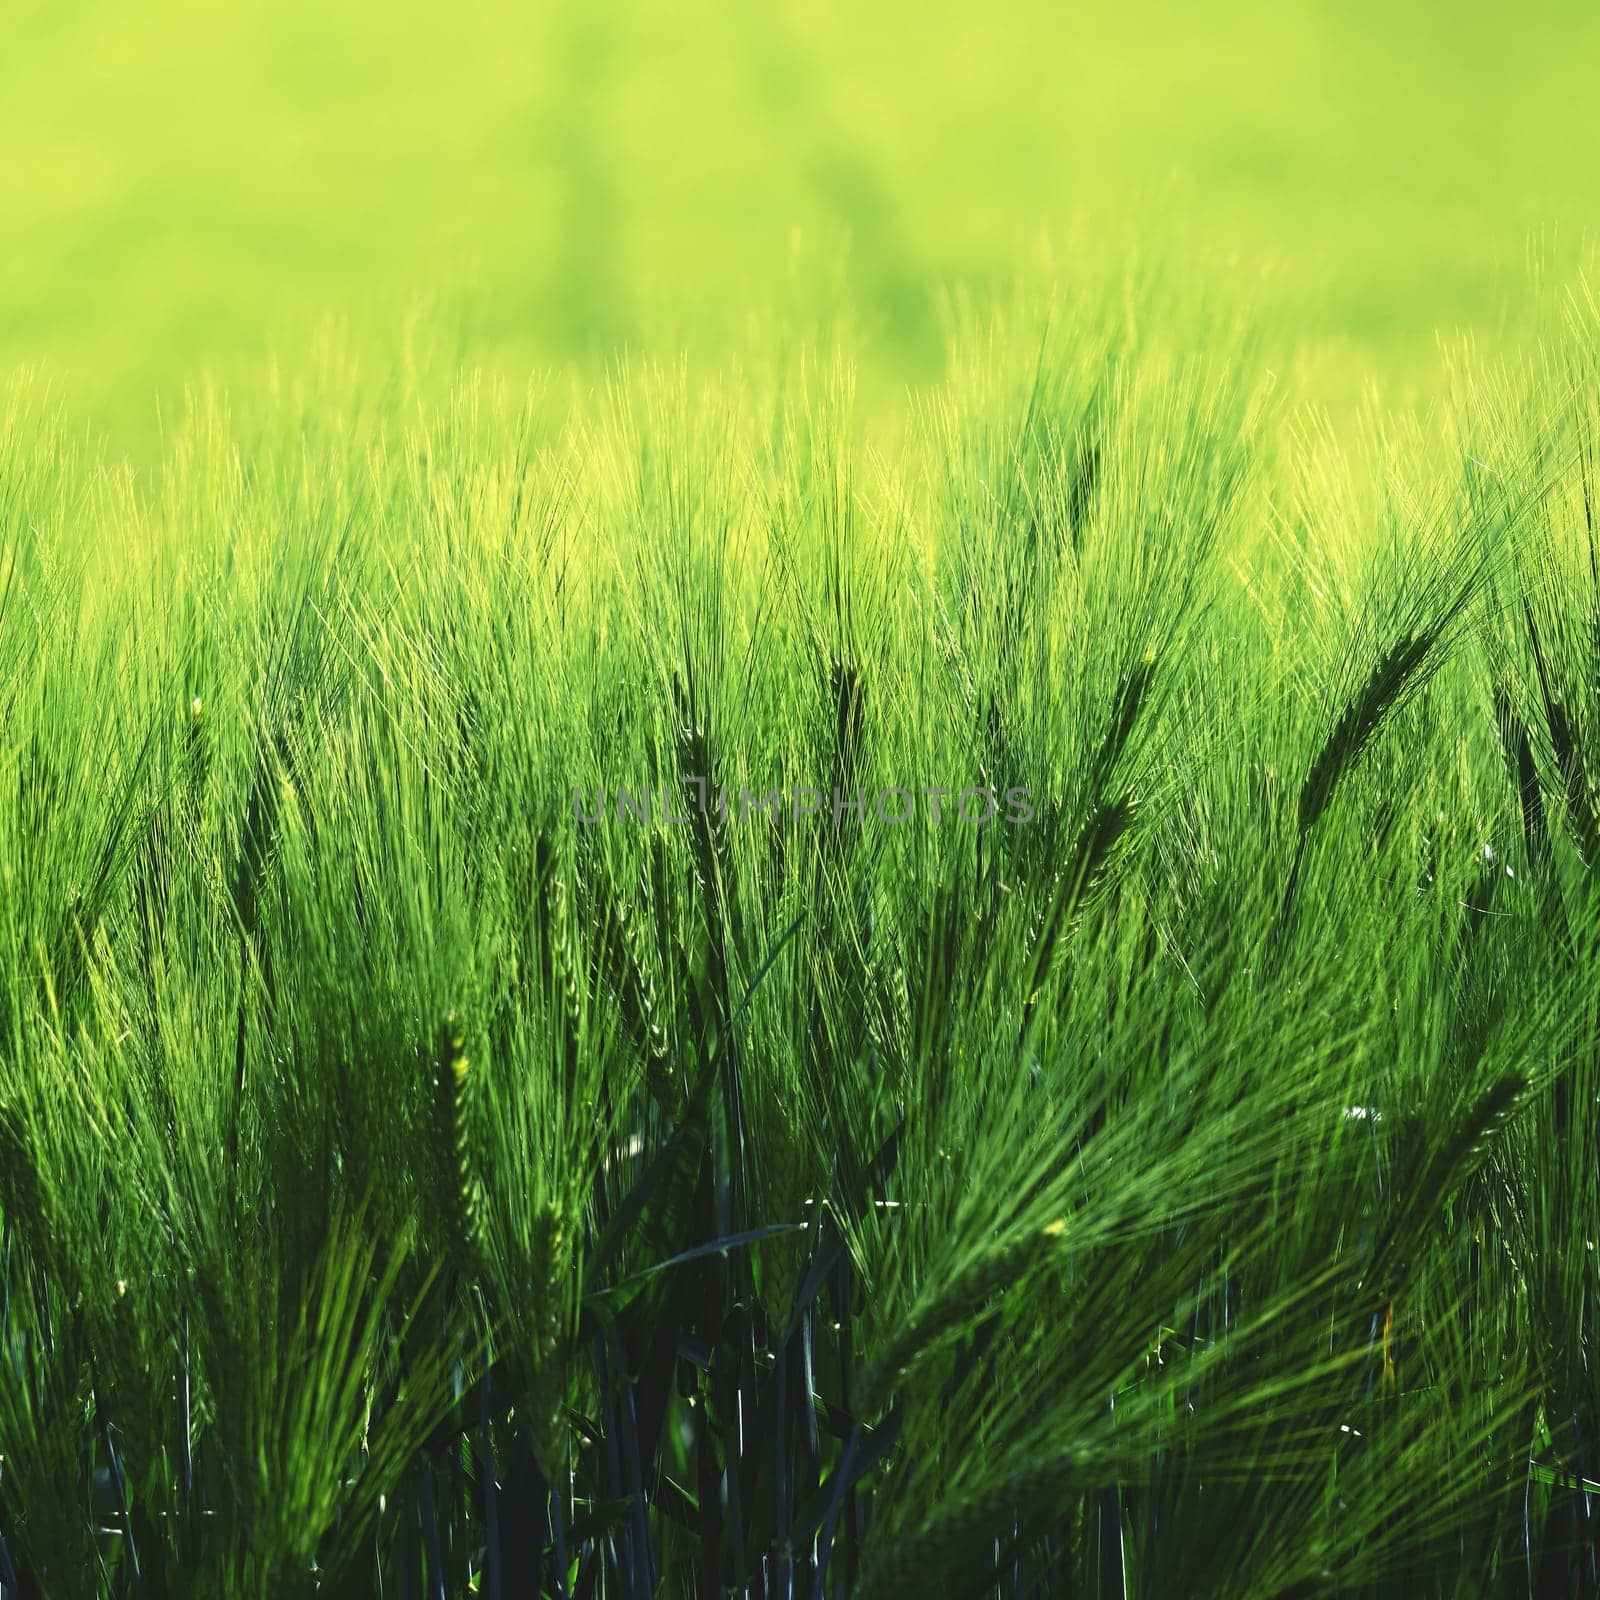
[4,4,1600,1597]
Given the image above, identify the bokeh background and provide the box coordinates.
[4,0,1598,443]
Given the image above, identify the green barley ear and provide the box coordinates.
[1275,629,1445,944]
[1297,631,1438,839]
[1522,596,1600,864]
[859,1230,1044,1418]
[547,874,587,1100]
[527,1198,570,1479]
[1087,657,1154,792]
[587,858,668,1090]
[1493,681,1550,869]
[615,888,672,1101]
[548,878,580,1016]
[432,1013,484,1271]
[1365,1071,1528,1297]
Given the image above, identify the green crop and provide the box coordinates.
[1,287,1599,1594]
[5,2,1600,1595]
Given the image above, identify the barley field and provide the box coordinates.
[4,3,1600,1597]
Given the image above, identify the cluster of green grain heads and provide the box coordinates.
[3,287,1600,1599]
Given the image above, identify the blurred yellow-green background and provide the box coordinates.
[4,0,1598,442]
